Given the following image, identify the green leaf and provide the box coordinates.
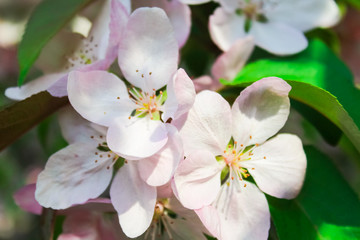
[18,0,92,85]
[0,92,68,150]
[221,40,360,153]
[268,146,360,240]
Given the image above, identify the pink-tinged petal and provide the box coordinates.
[157,182,174,198]
[193,75,223,92]
[58,211,119,240]
[5,72,66,100]
[107,118,168,160]
[58,107,106,144]
[175,90,232,156]
[215,182,270,240]
[232,77,291,146]
[212,36,255,81]
[138,124,183,186]
[110,163,157,238]
[173,150,223,209]
[118,7,178,91]
[179,0,211,4]
[250,21,308,55]
[162,68,196,124]
[195,205,221,239]
[120,0,131,13]
[266,0,340,32]
[35,142,113,209]
[67,70,135,126]
[104,0,130,64]
[13,184,42,215]
[209,8,247,52]
[132,0,191,48]
[242,134,307,199]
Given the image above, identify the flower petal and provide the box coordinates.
[35,142,113,209]
[193,75,223,93]
[118,7,178,91]
[209,7,247,51]
[175,90,232,156]
[67,70,135,126]
[5,72,66,101]
[242,134,307,199]
[138,124,183,186]
[250,21,308,55]
[132,0,191,48]
[195,205,221,239]
[58,106,106,144]
[162,68,196,124]
[215,182,270,240]
[266,0,340,32]
[13,184,42,215]
[212,36,254,81]
[173,149,223,209]
[107,118,168,160]
[110,163,157,238]
[232,77,291,146]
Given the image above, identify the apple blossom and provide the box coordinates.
[5,0,128,100]
[67,7,196,160]
[209,0,340,55]
[34,107,184,238]
[173,77,307,239]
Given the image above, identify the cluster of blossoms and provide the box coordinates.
[9,0,340,239]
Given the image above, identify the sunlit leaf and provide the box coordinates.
[268,146,360,239]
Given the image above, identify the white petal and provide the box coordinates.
[175,90,232,156]
[173,150,223,209]
[35,142,113,209]
[232,77,291,146]
[58,106,106,144]
[250,21,308,55]
[192,75,223,92]
[118,7,178,91]
[107,118,168,160]
[138,124,183,186]
[212,36,254,81]
[132,0,191,48]
[215,182,270,240]
[209,8,247,51]
[162,68,196,124]
[5,73,66,101]
[110,163,156,238]
[67,70,135,126]
[195,205,221,239]
[242,134,307,199]
[266,0,340,32]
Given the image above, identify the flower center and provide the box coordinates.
[144,199,177,240]
[89,134,124,170]
[65,35,98,69]
[128,87,165,121]
[219,140,259,187]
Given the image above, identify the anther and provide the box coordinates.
[107,166,110,170]
[232,150,236,154]
[136,69,139,72]
[250,135,252,139]
[264,156,266,159]
[90,136,94,139]
[95,152,98,155]
[252,168,255,170]
[125,160,128,164]
[231,177,234,180]
[117,97,120,99]
[108,154,111,157]
[95,160,98,163]
[149,72,152,75]
[141,74,144,78]
[244,184,247,187]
